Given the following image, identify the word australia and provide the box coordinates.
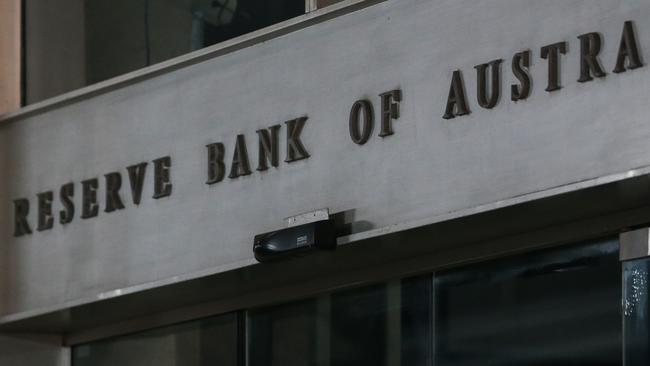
[444,20,644,118]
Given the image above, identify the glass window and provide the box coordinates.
[24,0,306,104]
[84,0,305,85]
[330,283,389,366]
[72,312,239,366]
[247,298,318,366]
[247,276,432,366]
[72,238,625,366]
[435,239,622,366]
[623,257,650,366]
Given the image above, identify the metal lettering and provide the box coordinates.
[257,125,281,171]
[577,32,606,82]
[614,20,644,73]
[81,178,99,219]
[379,89,402,137]
[127,162,147,204]
[59,183,74,225]
[104,172,125,213]
[475,59,503,109]
[152,157,173,199]
[541,41,567,92]
[443,70,470,119]
[206,143,226,183]
[285,117,310,163]
[511,50,532,101]
[229,135,252,179]
[13,199,32,237]
[349,100,374,145]
[37,191,54,231]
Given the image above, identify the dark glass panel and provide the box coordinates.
[435,239,621,366]
[401,276,433,366]
[248,276,433,366]
[330,283,388,366]
[72,312,238,366]
[623,258,650,366]
[248,299,318,366]
[82,0,305,85]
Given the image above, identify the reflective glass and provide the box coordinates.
[72,313,239,366]
[85,0,305,84]
[25,0,305,103]
[248,298,318,366]
[435,239,622,366]
[72,239,625,366]
[623,257,650,365]
[247,276,432,366]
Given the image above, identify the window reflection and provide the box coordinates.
[85,0,304,85]
[248,299,318,366]
[247,276,432,366]
[623,258,650,365]
[25,0,305,103]
[72,239,626,366]
[435,239,621,366]
[72,313,239,366]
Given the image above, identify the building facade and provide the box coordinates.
[0,0,649,365]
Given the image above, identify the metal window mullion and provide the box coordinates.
[241,310,249,366]
[305,0,318,12]
[316,294,331,366]
[431,273,436,366]
[620,229,650,366]
[386,280,402,366]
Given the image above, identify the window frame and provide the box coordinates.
[5,0,380,122]
[70,237,631,366]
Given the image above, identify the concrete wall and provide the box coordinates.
[1,0,650,334]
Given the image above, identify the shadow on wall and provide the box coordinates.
[332,209,375,237]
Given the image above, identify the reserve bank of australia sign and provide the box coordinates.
[12,20,644,238]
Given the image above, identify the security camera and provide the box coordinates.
[253,219,336,262]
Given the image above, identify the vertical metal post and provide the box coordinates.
[316,294,331,366]
[431,274,436,366]
[386,279,402,366]
[239,311,248,366]
[305,0,318,13]
[620,229,650,366]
